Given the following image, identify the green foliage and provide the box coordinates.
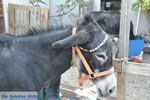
[57,0,84,16]
[133,0,150,12]
[29,0,47,7]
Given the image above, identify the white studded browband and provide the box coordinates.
[79,34,108,52]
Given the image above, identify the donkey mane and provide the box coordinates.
[26,24,72,36]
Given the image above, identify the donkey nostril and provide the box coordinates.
[109,89,113,94]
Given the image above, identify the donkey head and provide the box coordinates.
[52,15,116,97]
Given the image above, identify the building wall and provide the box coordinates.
[49,0,79,26]
[3,0,80,31]
[131,10,150,36]
[3,0,149,36]
[49,0,150,36]
[131,0,150,37]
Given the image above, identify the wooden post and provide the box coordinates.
[8,4,15,35]
[117,0,132,99]
[0,0,5,33]
[118,0,131,59]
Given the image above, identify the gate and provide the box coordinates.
[8,4,49,36]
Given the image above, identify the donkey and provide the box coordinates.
[0,18,116,100]
[78,11,135,58]
[78,11,135,39]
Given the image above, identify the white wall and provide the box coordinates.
[3,0,49,33]
[131,10,150,36]
[49,0,79,26]
[130,0,150,36]
[93,0,100,11]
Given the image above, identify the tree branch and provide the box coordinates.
[29,0,35,6]
[50,3,78,17]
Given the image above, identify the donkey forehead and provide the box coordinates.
[78,21,98,31]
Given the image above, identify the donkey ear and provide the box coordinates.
[84,15,91,22]
[84,11,92,22]
[52,30,90,48]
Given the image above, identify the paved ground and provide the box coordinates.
[142,53,150,63]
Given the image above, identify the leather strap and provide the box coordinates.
[72,28,76,66]
[75,46,94,75]
[78,67,114,83]
[72,28,83,86]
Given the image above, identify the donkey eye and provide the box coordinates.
[96,54,105,59]
[95,53,108,64]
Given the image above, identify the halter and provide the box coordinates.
[72,28,114,83]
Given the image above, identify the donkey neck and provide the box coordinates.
[12,28,73,90]
[16,29,72,46]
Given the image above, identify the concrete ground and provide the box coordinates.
[142,53,150,64]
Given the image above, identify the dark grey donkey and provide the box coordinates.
[78,11,134,58]
[78,11,135,39]
[0,18,116,100]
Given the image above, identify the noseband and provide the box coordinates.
[72,27,114,83]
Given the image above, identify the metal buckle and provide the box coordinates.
[90,73,94,78]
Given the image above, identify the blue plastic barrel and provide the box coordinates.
[128,37,144,58]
